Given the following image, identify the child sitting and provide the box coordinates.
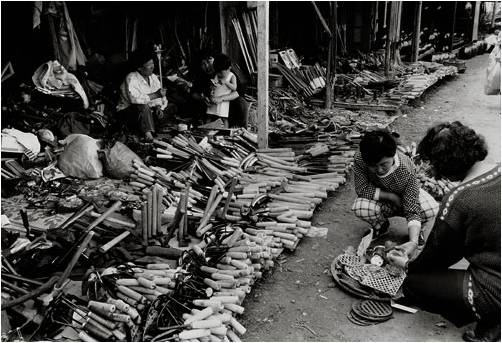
[206,54,237,128]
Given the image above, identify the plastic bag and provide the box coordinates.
[58,134,103,179]
[2,128,41,155]
[484,43,501,95]
[102,141,144,179]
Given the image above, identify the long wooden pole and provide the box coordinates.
[450,2,457,52]
[312,1,333,38]
[219,2,228,54]
[472,1,481,41]
[492,2,498,28]
[384,2,392,76]
[333,2,337,100]
[325,2,334,109]
[412,1,422,62]
[257,1,269,149]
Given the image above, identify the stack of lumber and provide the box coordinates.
[276,63,326,97]
[232,10,257,77]
[387,63,457,101]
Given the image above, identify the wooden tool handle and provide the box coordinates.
[145,246,183,259]
[190,318,223,329]
[99,231,130,253]
[86,201,122,234]
[137,277,156,289]
[88,300,116,313]
[178,329,211,340]
[1,275,59,310]
[56,231,95,288]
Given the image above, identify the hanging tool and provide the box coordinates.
[154,44,164,89]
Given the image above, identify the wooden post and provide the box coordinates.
[395,1,402,65]
[325,2,334,109]
[370,2,379,50]
[472,1,481,41]
[384,2,392,76]
[412,1,422,62]
[450,2,457,52]
[491,2,498,28]
[219,2,229,54]
[334,1,337,80]
[257,1,269,149]
[312,1,333,37]
[271,2,280,48]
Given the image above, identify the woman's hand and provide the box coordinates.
[155,88,166,98]
[150,88,167,100]
[379,191,402,208]
[397,241,419,257]
[153,106,164,119]
[212,96,223,104]
[388,193,402,208]
[203,96,213,106]
[386,249,409,268]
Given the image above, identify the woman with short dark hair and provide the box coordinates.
[388,121,500,342]
[351,130,439,252]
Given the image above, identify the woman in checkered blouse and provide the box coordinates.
[351,130,439,254]
[388,122,500,342]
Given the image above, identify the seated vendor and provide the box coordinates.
[188,52,248,127]
[116,50,177,141]
[351,130,439,251]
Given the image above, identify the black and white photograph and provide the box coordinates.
[1,1,500,342]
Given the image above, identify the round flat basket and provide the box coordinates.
[331,257,394,301]
[359,300,393,318]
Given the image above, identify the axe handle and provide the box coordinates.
[1,275,59,310]
[56,231,95,289]
[222,178,237,218]
[60,204,94,230]
[85,201,122,234]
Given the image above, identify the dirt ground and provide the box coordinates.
[240,54,501,342]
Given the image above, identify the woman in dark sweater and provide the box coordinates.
[387,121,500,342]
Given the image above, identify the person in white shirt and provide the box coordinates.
[206,54,237,128]
[116,51,177,141]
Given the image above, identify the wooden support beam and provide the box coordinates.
[311,1,333,38]
[412,1,422,62]
[219,2,229,54]
[325,1,337,109]
[384,2,392,76]
[472,1,481,41]
[492,2,498,28]
[334,1,337,94]
[450,2,457,52]
[271,2,280,48]
[394,1,403,65]
[257,1,269,149]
